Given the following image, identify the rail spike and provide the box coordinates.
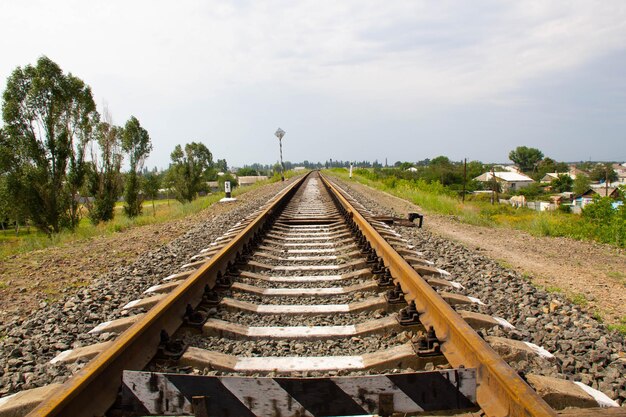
[156,330,187,360]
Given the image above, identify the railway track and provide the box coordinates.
[1,171,623,417]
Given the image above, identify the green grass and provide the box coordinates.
[544,286,563,293]
[327,168,625,247]
[592,311,604,323]
[607,316,626,335]
[571,293,588,306]
[0,172,301,260]
[498,260,514,269]
[0,196,224,259]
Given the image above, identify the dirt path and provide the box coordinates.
[344,181,626,324]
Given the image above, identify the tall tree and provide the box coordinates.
[121,116,151,217]
[589,163,618,183]
[508,146,544,173]
[215,158,228,172]
[86,107,123,223]
[573,174,591,196]
[535,157,569,180]
[142,170,161,216]
[1,56,98,234]
[551,174,573,193]
[166,142,213,203]
[237,167,258,176]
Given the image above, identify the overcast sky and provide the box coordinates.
[1,1,625,168]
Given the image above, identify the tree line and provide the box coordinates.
[0,56,227,235]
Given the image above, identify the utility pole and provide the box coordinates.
[491,166,498,205]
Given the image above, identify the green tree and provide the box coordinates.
[0,173,27,234]
[573,174,591,196]
[215,158,228,172]
[121,116,152,217]
[551,174,573,193]
[394,161,414,170]
[0,130,28,234]
[517,182,543,200]
[583,196,615,221]
[535,157,569,180]
[86,112,123,223]
[142,170,161,216]
[237,167,258,176]
[465,160,486,179]
[589,163,618,183]
[508,146,544,173]
[167,142,213,203]
[1,56,98,234]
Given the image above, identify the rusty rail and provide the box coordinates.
[26,170,558,417]
[320,173,557,417]
[26,174,309,417]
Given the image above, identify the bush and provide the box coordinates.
[517,183,544,200]
[582,197,625,247]
[557,204,571,214]
[236,167,258,176]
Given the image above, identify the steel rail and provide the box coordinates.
[26,174,309,417]
[319,173,557,417]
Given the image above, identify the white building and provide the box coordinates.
[474,171,535,192]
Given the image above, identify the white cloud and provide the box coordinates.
[2,0,624,104]
[1,0,625,164]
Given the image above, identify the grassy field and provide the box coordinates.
[328,168,625,247]
[0,172,298,260]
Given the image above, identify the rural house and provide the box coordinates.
[574,187,621,209]
[540,172,576,183]
[474,171,534,192]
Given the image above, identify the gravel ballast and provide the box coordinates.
[330,176,626,405]
[0,179,293,397]
[2,173,624,408]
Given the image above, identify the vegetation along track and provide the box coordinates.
[1,171,623,417]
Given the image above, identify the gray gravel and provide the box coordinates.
[331,176,626,405]
[237,276,373,289]
[4,173,624,407]
[232,291,380,305]
[185,331,411,357]
[0,179,293,397]
[214,309,391,327]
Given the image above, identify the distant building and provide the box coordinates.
[474,171,534,192]
[501,165,522,173]
[612,163,626,184]
[294,166,306,172]
[238,176,268,186]
[568,166,587,177]
[406,167,418,172]
[549,192,574,206]
[574,187,621,209]
[540,172,576,183]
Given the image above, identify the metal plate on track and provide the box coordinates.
[119,369,477,416]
